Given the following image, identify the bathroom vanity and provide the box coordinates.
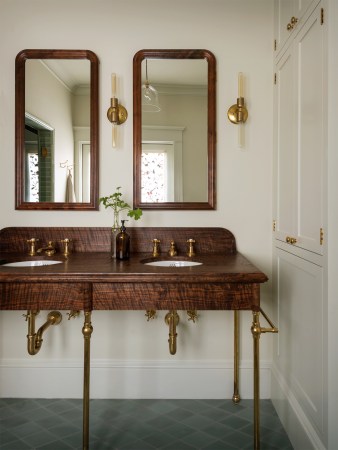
[0,227,275,450]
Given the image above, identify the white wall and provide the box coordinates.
[0,0,274,398]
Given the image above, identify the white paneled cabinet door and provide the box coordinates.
[274,3,324,255]
[296,5,324,255]
[275,247,325,437]
[274,0,295,53]
[275,44,297,243]
[274,0,319,55]
[296,0,318,17]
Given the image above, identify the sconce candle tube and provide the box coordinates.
[112,124,117,148]
[238,72,244,98]
[111,73,116,97]
[238,123,245,148]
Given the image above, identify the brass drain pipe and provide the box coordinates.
[165,310,179,355]
[24,310,62,355]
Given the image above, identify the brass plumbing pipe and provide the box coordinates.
[25,310,62,355]
[165,310,179,355]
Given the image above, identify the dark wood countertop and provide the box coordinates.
[0,227,267,311]
[0,252,268,284]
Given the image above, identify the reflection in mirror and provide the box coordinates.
[133,49,216,210]
[15,50,99,210]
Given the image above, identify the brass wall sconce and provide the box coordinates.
[107,73,128,147]
[227,72,248,147]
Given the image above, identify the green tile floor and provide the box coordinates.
[0,398,293,450]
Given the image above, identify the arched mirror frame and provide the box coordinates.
[133,49,216,210]
[15,49,99,210]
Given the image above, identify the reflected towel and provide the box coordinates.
[65,172,77,202]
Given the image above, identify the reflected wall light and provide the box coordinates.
[227,72,248,148]
[107,73,128,147]
[142,60,161,112]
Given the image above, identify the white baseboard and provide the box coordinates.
[0,358,271,399]
[271,363,326,450]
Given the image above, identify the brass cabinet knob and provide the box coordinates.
[287,16,298,31]
[286,236,297,245]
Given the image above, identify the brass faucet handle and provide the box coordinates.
[152,239,161,257]
[26,238,39,256]
[61,238,71,256]
[187,239,196,257]
[168,240,177,257]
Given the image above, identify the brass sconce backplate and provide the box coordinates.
[227,98,248,124]
[107,103,128,125]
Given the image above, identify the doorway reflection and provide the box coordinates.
[25,114,54,202]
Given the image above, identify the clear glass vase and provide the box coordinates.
[111,211,120,258]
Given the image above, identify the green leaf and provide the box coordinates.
[99,187,142,221]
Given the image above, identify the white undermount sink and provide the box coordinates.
[144,260,202,268]
[3,260,63,267]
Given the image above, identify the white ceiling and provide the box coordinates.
[142,58,208,85]
[40,57,208,91]
[41,59,90,91]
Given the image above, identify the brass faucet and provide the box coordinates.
[168,240,177,257]
[152,239,161,257]
[186,239,196,257]
[60,238,71,257]
[26,238,39,256]
[37,241,56,256]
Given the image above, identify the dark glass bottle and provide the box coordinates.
[116,220,130,260]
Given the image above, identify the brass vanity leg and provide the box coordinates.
[251,308,278,450]
[251,311,261,450]
[232,311,240,403]
[82,311,93,450]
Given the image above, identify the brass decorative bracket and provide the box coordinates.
[187,310,198,322]
[252,308,278,337]
[67,310,80,320]
[145,309,157,321]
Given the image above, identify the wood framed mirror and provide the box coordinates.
[15,49,99,210]
[133,49,216,210]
